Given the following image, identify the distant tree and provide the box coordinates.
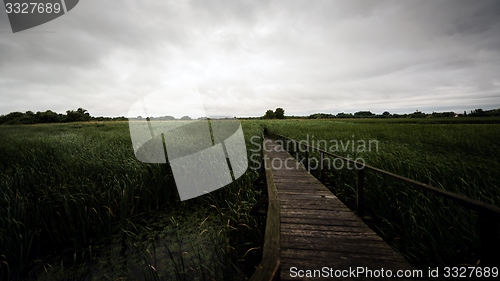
[336,112,353,118]
[0,112,24,124]
[66,108,91,122]
[7,111,24,120]
[18,111,36,124]
[309,113,335,119]
[275,108,285,119]
[354,111,375,117]
[488,109,500,116]
[431,111,455,118]
[410,110,426,118]
[36,110,60,123]
[263,110,275,119]
[180,115,192,120]
[382,111,391,117]
[470,108,485,117]
[469,108,500,117]
[392,113,408,118]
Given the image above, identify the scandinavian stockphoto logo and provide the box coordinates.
[128,84,248,201]
[4,0,79,33]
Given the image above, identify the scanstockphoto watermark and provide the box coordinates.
[248,134,379,171]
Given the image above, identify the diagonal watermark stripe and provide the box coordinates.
[128,83,248,201]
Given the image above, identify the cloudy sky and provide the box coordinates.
[1,0,499,117]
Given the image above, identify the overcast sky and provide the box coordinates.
[1,0,500,117]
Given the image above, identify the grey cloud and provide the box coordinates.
[0,0,499,117]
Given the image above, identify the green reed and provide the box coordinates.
[261,119,500,271]
[0,121,265,280]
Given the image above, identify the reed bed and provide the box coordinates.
[262,119,500,270]
[0,121,265,280]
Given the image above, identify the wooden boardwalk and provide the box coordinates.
[257,139,421,280]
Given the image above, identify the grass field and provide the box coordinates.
[1,118,499,280]
[0,121,265,280]
[260,118,500,269]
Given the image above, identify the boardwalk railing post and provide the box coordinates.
[293,141,299,160]
[305,145,310,173]
[478,211,500,266]
[320,152,325,181]
[356,165,365,217]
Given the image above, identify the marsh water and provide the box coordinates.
[28,200,255,280]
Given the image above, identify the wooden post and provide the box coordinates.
[305,145,309,173]
[320,152,325,181]
[356,166,365,217]
[294,141,298,159]
[478,212,500,266]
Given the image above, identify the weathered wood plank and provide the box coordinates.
[277,190,332,196]
[281,248,413,265]
[280,208,356,217]
[279,197,345,204]
[280,205,352,212]
[281,216,367,227]
[282,231,382,241]
[281,223,376,233]
[281,236,402,254]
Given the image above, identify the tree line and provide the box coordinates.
[0,108,128,125]
[2,107,500,125]
[261,108,500,119]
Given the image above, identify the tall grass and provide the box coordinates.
[0,121,265,280]
[262,119,500,269]
[0,122,177,279]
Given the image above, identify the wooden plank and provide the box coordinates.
[281,216,368,227]
[279,196,343,203]
[280,208,356,217]
[277,192,334,198]
[281,223,376,233]
[275,183,321,187]
[280,204,348,211]
[275,182,327,188]
[280,199,344,205]
[281,248,413,265]
[277,188,332,194]
[282,231,382,241]
[281,236,401,254]
[280,212,362,221]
